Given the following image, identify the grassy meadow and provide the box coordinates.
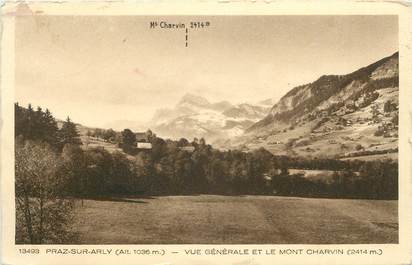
[72,195,397,244]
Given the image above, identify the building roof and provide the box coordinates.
[180,146,195,152]
[135,132,148,141]
[137,142,152,149]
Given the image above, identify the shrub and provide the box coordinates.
[391,113,399,126]
[374,127,384,137]
[355,144,364,151]
[384,100,397,113]
[360,91,379,108]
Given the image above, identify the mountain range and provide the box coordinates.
[148,93,272,142]
[100,51,398,160]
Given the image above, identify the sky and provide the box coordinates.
[15,15,398,129]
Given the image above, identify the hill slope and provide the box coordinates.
[227,52,399,159]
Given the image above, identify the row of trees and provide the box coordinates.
[15,103,81,150]
[86,128,117,142]
[53,132,398,199]
[16,138,398,199]
[15,103,399,198]
[270,163,397,199]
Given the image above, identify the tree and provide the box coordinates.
[146,129,156,143]
[371,104,381,123]
[361,91,379,108]
[60,144,85,199]
[391,113,398,126]
[103,129,116,142]
[174,151,194,194]
[32,106,45,141]
[191,137,200,150]
[384,100,397,113]
[114,132,122,145]
[110,151,133,194]
[177,138,189,147]
[246,148,273,194]
[158,155,175,194]
[15,141,75,244]
[121,129,136,153]
[15,103,60,149]
[42,109,60,148]
[230,159,249,194]
[26,104,35,140]
[15,103,25,138]
[355,144,364,151]
[59,117,82,147]
[151,137,167,161]
[190,149,210,193]
[94,128,103,139]
[134,151,157,194]
[208,158,229,193]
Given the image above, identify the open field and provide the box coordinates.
[72,195,397,244]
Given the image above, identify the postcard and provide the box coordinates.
[1,1,411,265]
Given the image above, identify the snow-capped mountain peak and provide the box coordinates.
[149,94,269,143]
[178,93,211,108]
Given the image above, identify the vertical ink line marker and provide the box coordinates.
[185,28,188,47]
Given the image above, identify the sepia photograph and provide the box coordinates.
[13,15,399,245]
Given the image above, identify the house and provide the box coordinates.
[180,146,195,152]
[135,132,149,142]
[134,130,155,149]
[137,142,152,149]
